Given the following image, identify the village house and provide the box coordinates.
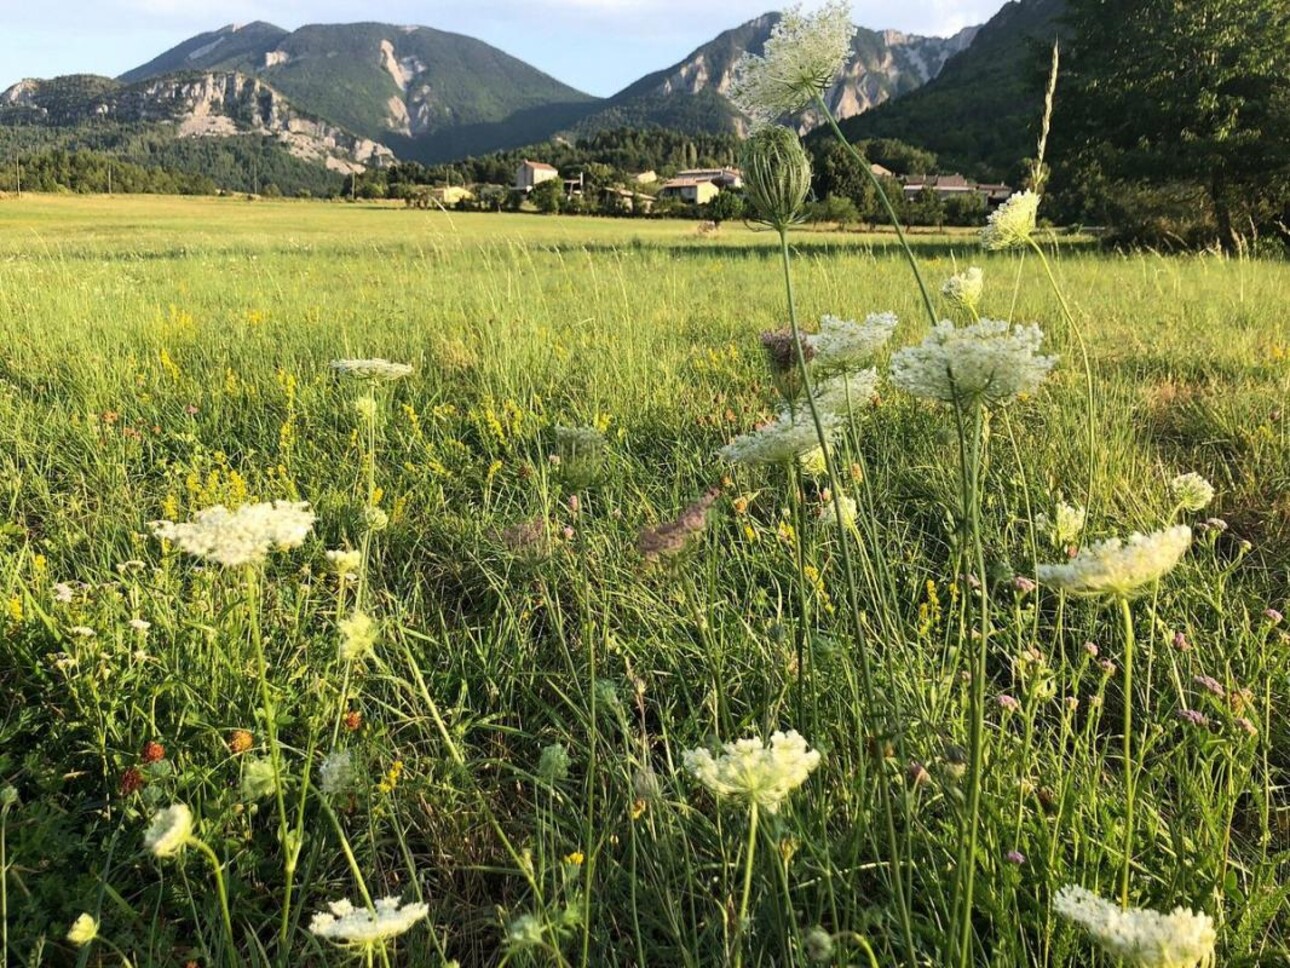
[658,176,721,205]
[631,170,658,185]
[676,167,743,188]
[599,186,654,214]
[514,160,559,192]
[900,172,1013,207]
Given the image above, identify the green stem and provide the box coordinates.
[190,838,238,967]
[1119,596,1137,907]
[816,95,938,327]
[320,799,375,909]
[734,803,760,968]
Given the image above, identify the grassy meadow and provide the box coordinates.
[0,193,1288,967]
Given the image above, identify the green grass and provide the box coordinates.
[0,194,1287,967]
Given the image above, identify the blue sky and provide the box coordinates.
[2,1,1004,97]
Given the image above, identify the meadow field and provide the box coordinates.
[0,194,1287,967]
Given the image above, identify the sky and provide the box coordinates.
[1,0,1003,97]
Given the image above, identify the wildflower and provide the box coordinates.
[120,767,146,795]
[538,743,570,782]
[241,758,277,801]
[890,319,1056,408]
[1004,850,1027,865]
[353,395,379,422]
[1173,631,1191,651]
[319,750,356,796]
[1036,501,1086,548]
[906,761,931,787]
[813,368,879,417]
[563,850,585,867]
[507,913,545,948]
[760,328,816,376]
[740,124,813,228]
[942,267,984,314]
[310,896,429,948]
[1013,575,1037,594]
[683,729,822,813]
[818,491,858,530]
[1264,608,1283,625]
[805,926,835,962]
[728,0,855,122]
[141,741,165,764]
[1037,526,1191,599]
[799,445,829,477]
[1170,473,1215,512]
[1192,675,1224,698]
[1235,717,1258,736]
[719,408,843,466]
[152,501,315,568]
[808,312,897,373]
[344,709,363,731]
[229,729,254,754]
[363,507,389,533]
[554,425,606,487]
[143,804,193,857]
[638,489,720,562]
[1177,709,1209,728]
[325,549,362,579]
[982,190,1040,250]
[1084,641,1099,657]
[52,582,74,603]
[329,359,414,382]
[129,618,151,633]
[66,913,99,947]
[1053,884,1215,968]
[339,610,378,662]
[997,694,1021,713]
[69,626,96,638]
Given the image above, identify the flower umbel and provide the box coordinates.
[1053,885,1216,968]
[740,125,813,229]
[1036,500,1087,548]
[1170,473,1215,512]
[330,359,414,381]
[941,267,984,314]
[728,1,856,122]
[309,896,429,949]
[890,318,1056,408]
[152,501,315,567]
[683,729,822,813]
[144,804,193,857]
[807,312,898,372]
[1037,526,1191,599]
[982,190,1040,250]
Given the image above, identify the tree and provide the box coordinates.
[806,194,860,228]
[530,178,564,214]
[704,189,746,225]
[1060,0,1290,248]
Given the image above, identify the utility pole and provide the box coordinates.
[14,158,20,198]
[107,161,112,196]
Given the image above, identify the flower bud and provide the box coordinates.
[741,125,812,230]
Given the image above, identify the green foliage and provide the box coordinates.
[529,177,564,214]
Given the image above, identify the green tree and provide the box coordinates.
[530,177,564,214]
[704,189,746,225]
[1060,0,1290,248]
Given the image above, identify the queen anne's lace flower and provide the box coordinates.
[325,549,362,578]
[1170,473,1215,512]
[152,501,315,567]
[1053,885,1216,967]
[683,729,822,812]
[807,312,897,371]
[1036,500,1086,548]
[1037,526,1191,598]
[813,368,879,417]
[144,804,193,857]
[720,408,844,466]
[729,1,856,122]
[330,359,414,381]
[941,267,984,313]
[319,750,357,796]
[890,319,1056,407]
[309,896,429,948]
[819,494,858,529]
[982,190,1040,250]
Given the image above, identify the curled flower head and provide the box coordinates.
[1037,526,1191,599]
[309,896,429,949]
[1170,472,1215,512]
[538,743,570,782]
[1053,884,1216,968]
[807,312,898,372]
[325,548,362,579]
[741,124,814,228]
[152,501,314,567]
[982,190,1040,250]
[683,729,822,813]
[890,319,1056,408]
[144,804,193,857]
[639,489,721,563]
[942,267,984,314]
[729,1,856,122]
[330,359,413,382]
[66,913,99,947]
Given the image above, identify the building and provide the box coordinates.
[599,186,654,214]
[430,186,474,205]
[515,160,559,192]
[676,167,743,188]
[899,173,1014,207]
[631,170,658,185]
[870,163,895,180]
[658,177,721,205]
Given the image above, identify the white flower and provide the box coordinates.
[68,626,96,638]
[507,913,545,948]
[52,582,74,603]
[720,408,843,466]
[1170,473,1215,512]
[1053,885,1216,968]
[1037,526,1191,599]
[66,913,99,947]
[798,446,829,477]
[330,359,413,382]
[144,804,193,857]
[890,318,1056,407]
[819,494,858,529]
[152,501,315,567]
[338,610,378,662]
[129,618,152,633]
[807,313,897,371]
[813,368,879,416]
[683,729,822,813]
[319,750,356,796]
[941,267,984,313]
[309,896,429,948]
[1036,500,1086,548]
[982,191,1040,250]
[728,1,856,122]
[326,549,362,578]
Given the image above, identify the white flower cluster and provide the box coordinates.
[807,312,897,372]
[1036,500,1086,548]
[330,359,414,381]
[982,191,1040,250]
[144,804,193,857]
[813,368,879,415]
[720,409,843,466]
[890,319,1056,407]
[318,750,357,796]
[1037,525,1191,598]
[339,609,378,662]
[1053,885,1216,968]
[729,1,855,122]
[153,501,315,567]
[683,729,822,813]
[819,493,858,530]
[941,267,984,313]
[309,896,429,947]
[1170,472,1215,512]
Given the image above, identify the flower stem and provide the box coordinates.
[1119,595,1137,907]
[190,837,237,967]
[734,803,760,968]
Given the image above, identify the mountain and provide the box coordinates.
[830,0,1066,180]
[568,15,978,138]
